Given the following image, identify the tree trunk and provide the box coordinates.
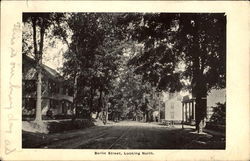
[104,93,109,121]
[34,18,45,122]
[35,65,42,122]
[95,89,103,119]
[31,19,38,55]
[96,111,100,119]
[193,70,207,133]
[158,103,161,122]
[195,95,207,133]
[190,20,207,133]
[98,89,103,112]
[72,72,79,122]
[32,19,41,122]
[90,87,95,112]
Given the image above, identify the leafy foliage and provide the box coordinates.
[119,13,226,93]
[22,13,69,57]
[23,13,226,125]
[209,103,226,125]
[118,13,226,130]
[22,13,69,121]
[111,60,164,120]
[61,13,124,114]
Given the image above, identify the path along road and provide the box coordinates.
[22,121,225,149]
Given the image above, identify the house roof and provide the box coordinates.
[42,63,62,80]
[23,54,64,82]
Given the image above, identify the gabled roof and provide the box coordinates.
[23,54,64,82]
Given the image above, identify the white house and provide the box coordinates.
[163,89,226,124]
[163,92,183,122]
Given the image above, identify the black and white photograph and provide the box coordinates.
[1,1,250,161]
[21,12,226,149]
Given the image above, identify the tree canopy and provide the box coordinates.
[119,13,226,94]
[118,13,226,131]
[22,13,226,129]
[61,13,124,115]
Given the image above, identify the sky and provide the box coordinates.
[23,22,68,74]
[42,40,67,74]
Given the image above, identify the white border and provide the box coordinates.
[1,1,249,161]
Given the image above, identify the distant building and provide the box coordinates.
[164,89,226,124]
[22,55,73,120]
[181,95,196,125]
[142,89,165,122]
[164,92,183,123]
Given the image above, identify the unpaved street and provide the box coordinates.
[23,121,225,149]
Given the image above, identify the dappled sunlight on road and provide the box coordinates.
[23,120,225,149]
[109,121,167,128]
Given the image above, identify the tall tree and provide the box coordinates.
[22,13,67,122]
[61,13,124,119]
[119,13,226,132]
[178,14,226,132]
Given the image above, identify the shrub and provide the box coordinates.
[209,102,226,125]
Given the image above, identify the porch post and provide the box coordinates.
[189,102,191,122]
[185,103,188,123]
[183,103,186,122]
[182,102,184,129]
[193,100,196,120]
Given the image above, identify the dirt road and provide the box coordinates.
[22,121,225,149]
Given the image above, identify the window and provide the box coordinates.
[171,103,174,109]
[62,86,68,95]
[50,100,60,109]
[169,93,174,99]
[170,111,174,119]
[24,80,36,93]
[62,101,68,114]
[24,98,36,110]
[49,80,60,94]
[68,88,74,96]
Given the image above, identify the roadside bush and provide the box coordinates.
[22,115,35,121]
[206,102,226,133]
[209,102,226,125]
[47,119,94,133]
